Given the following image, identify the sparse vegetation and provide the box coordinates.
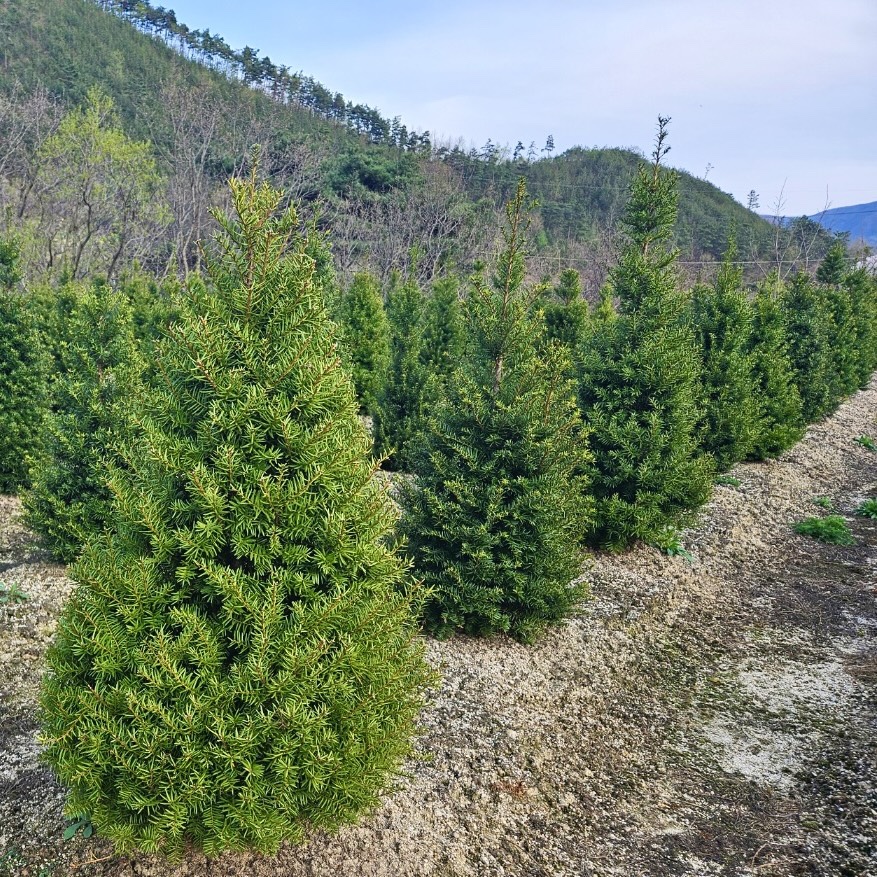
[855,434,877,452]
[793,515,855,546]
[714,475,741,488]
[856,498,877,519]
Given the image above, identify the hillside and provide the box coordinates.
[0,0,828,283]
[811,201,877,247]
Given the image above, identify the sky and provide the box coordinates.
[164,0,876,216]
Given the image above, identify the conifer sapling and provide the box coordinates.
[40,173,431,858]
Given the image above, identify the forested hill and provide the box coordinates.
[0,0,826,284]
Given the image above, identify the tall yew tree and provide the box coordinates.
[577,119,712,548]
[40,174,430,858]
[691,242,760,470]
[400,180,593,641]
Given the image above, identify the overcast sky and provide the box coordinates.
[166,0,876,216]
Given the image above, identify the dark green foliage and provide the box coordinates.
[815,240,848,286]
[400,180,593,642]
[844,268,877,387]
[338,272,390,414]
[543,268,589,350]
[420,275,464,381]
[0,236,23,289]
[40,175,430,857]
[0,291,47,492]
[782,273,836,421]
[22,282,142,562]
[374,272,430,471]
[793,515,855,546]
[577,120,713,548]
[747,277,804,458]
[691,244,760,470]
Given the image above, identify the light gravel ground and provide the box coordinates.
[1,379,876,877]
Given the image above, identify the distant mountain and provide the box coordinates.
[809,202,877,247]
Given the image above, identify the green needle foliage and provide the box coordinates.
[846,267,877,387]
[338,271,390,414]
[23,282,143,561]
[747,275,804,459]
[420,275,464,384]
[577,119,712,548]
[0,290,48,493]
[543,268,590,350]
[374,271,430,471]
[782,272,836,422]
[691,241,760,470]
[40,173,430,858]
[400,179,593,642]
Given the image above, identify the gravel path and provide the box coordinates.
[1,380,876,877]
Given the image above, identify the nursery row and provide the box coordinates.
[0,131,874,857]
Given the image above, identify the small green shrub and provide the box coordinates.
[856,498,877,519]
[714,475,741,488]
[855,434,876,452]
[793,515,855,546]
[812,496,834,510]
[650,525,694,563]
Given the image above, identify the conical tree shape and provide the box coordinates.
[577,119,712,548]
[374,271,430,471]
[400,180,593,642]
[420,275,464,383]
[845,267,877,387]
[691,242,760,470]
[0,290,47,492]
[338,271,389,414]
[747,275,804,459]
[816,240,848,286]
[23,282,143,561]
[543,268,590,350]
[782,272,836,421]
[40,175,430,858]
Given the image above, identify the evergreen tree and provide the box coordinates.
[845,267,877,387]
[691,243,760,470]
[815,239,848,286]
[0,290,47,492]
[420,275,464,382]
[374,271,430,471]
[40,174,430,858]
[577,119,712,548]
[338,272,390,414]
[23,283,142,562]
[782,272,836,421]
[747,276,805,459]
[543,268,590,350]
[399,180,593,642]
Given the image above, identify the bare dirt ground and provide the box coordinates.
[1,380,876,877]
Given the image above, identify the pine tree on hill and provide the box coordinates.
[23,282,142,561]
[40,173,430,858]
[577,118,712,548]
[338,271,390,415]
[691,241,760,470]
[747,275,804,459]
[399,180,593,642]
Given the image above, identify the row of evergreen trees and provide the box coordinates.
[0,130,874,857]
